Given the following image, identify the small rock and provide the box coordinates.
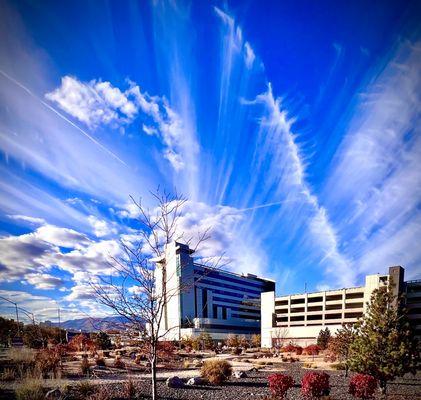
[234,371,247,378]
[186,377,206,386]
[166,376,184,388]
[248,367,259,372]
[45,388,61,400]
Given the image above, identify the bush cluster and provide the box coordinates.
[301,371,330,398]
[200,359,232,384]
[304,345,321,356]
[268,373,295,399]
[349,374,377,399]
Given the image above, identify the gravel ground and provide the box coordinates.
[1,363,420,399]
[133,364,421,400]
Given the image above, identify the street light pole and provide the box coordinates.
[0,295,20,335]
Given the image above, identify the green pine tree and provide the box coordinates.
[317,327,331,350]
[348,283,419,393]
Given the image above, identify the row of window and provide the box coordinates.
[196,278,263,296]
[276,311,363,323]
[276,302,364,314]
[275,291,364,307]
[194,268,269,290]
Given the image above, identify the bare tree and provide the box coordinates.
[91,190,220,400]
[272,327,289,353]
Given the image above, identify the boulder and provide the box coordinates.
[45,388,62,400]
[166,376,184,388]
[186,377,206,386]
[234,371,247,378]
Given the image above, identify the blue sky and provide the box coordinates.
[0,0,420,322]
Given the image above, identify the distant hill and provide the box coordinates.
[43,316,130,332]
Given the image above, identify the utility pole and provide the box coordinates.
[0,295,20,335]
[55,300,62,343]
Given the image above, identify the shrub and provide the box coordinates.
[349,374,378,399]
[15,379,44,400]
[201,359,232,385]
[0,367,16,381]
[95,357,106,367]
[304,345,321,356]
[301,372,330,398]
[231,347,242,355]
[113,358,126,369]
[34,348,60,378]
[80,358,90,375]
[226,334,240,348]
[157,341,176,361]
[251,334,261,348]
[282,344,296,353]
[295,346,303,355]
[268,373,295,399]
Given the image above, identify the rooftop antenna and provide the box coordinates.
[304,282,307,293]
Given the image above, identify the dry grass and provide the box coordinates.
[0,367,16,381]
[201,359,232,385]
[14,378,44,400]
[7,348,36,364]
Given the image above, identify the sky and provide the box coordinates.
[0,0,420,323]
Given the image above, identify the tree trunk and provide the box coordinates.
[151,344,158,400]
[379,380,387,395]
[151,359,157,400]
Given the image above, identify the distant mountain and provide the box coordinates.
[43,316,130,332]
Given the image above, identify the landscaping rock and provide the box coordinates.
[45,388,62,400]
[233,371,247,378]
[186,377,207,386]
[166,376,185,388]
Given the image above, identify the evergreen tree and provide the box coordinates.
[92,331,112,350]
[348,284,419,393]
[317,327,331,350]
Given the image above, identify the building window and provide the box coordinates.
[202,290,208,318]
[176,255,181,276]
[326,294,342,301]
[308,296,323,303]
[326,304,342,310]
[345,292,364,299]
[222,307,227,320]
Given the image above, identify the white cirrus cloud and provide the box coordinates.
[45,76,138,129]
[45,75,194,172]
[323,41,421,280]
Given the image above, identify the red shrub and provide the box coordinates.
[157,341,176,361]
[304,345,321,356]
[268,373,295,399]
[301,372,330,398]
[281,344,296,353]
[295,346,303,355]
[349,374,377,399]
